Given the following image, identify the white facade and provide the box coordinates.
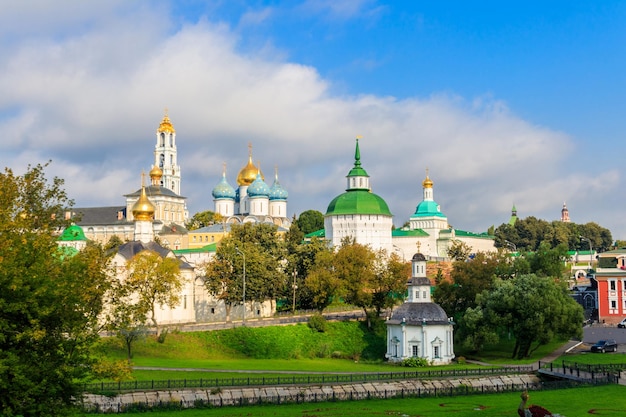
[392,171,495,260]
[324,139,394,253]
[385,253,455,365]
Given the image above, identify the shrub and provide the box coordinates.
[308,314,327,332]
[456,356,466,365]
[401,357,430,367]
[157,328,169,344]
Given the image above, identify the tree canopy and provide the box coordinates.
[0,164,111,415]
[185,210,223,231]
[494,216,613,253]
[204,223,287,320]
[462,274,583,358]
[295,209,325,235]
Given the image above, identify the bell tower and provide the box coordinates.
[154,109,181,195]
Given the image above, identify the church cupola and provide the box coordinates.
[346,137,370,191]
[561,202,570,223]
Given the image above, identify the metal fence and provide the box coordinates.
[83,379,609,414]
[85,365,534,394]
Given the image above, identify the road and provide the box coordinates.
[582,323,626,353]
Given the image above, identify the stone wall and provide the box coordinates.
[84,374,542,413]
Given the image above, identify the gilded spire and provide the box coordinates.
[157,108,175,134]
[237,143,263,186]
[422,168,433,189]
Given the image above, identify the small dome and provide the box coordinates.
[150,165,163,180]
[269,175,288,201]
[212,173,236,200]
[422,175,433,189]
[390,303,449,325]
[132,186,155,221]
[412,253,426,262]
[157,112,175,134]
[248,173,270,197]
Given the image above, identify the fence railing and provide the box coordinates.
[84,378,609,414]
[85,365,534,394]
[538,360,621,383]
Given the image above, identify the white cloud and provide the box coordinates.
[0,2,623,238]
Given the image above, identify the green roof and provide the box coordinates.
[305,229,326,238]
[392,228,429,237]
[450,229,494,239]
[58,224,87,241]
[325,190,392,216]
[173,243,217,254]
[411,200,446,218]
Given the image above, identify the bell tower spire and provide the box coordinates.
[154,109,181,195]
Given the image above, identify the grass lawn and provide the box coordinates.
[115,385,626,416]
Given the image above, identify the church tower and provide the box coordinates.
[561,202,571,223]
[154,110,181,195]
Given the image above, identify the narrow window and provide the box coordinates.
[412,345,419,357]
[434,346,440,358]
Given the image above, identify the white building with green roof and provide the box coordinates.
[392,171,495,259]
[324,139,393,253]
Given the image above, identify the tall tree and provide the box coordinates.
[204,223,287,317]
[468,274,583,358]
[295,209,325,235]
[334,239,377,326]
[370,251,411,316]
[0,164,110,415]
[304,249,342,312]
[289,236,333,310]
[124,250,183,337]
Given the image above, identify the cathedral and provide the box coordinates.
[210,144,290,227]
[323,139,495,259]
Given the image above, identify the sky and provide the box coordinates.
[1,1,625,238]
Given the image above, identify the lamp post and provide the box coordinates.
[292,268,298,314]
[579,236,593,270]
[235,246,246,326]
[504,240,516,252]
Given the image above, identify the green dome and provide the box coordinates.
[326,190,392,216]
[58,224,87,241]
[411,200,446,218]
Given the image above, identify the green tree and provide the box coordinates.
[205,223,287,317]
[304,249,341,312]
[124,250,183,337]
[370,251,411,316]
[104,234,124,252]
[289,236,333,310]
[447,240,473,261]
[472,274,583,358]
[433,251,509,321]
[0,164,110,416]
[185,210,223,230]
[525,242,569,278]
[335,239,377,327]
[295,209,324,235]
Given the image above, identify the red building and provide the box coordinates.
[595,249,626,324]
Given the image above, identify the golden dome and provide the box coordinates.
[236,143,264,186]
[149,165,163,180]
[157,111,175,134]
[132,185,155,221]
[422,169,434,188]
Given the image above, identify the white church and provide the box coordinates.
[385,252,455,365]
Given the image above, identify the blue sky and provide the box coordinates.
[1,1,625,238]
